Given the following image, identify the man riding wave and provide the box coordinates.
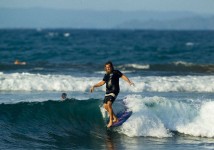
[90,61,134,128]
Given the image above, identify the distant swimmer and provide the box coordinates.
[14,60,26,65]
[61,93,68,100]
[90,61,134,128]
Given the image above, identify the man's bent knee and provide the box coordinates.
[107,100,112,105]
[106,101,113,110]
[103,104,107,110]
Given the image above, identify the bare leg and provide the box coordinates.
[104,104,118,122]
[103,101,118,128]
[107,102,118,123]
[104,103,108,112]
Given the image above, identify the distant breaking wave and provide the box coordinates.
[1,62,214,74]
[1,72,214,92]
[117,62,214,73]
[118,64,150,70]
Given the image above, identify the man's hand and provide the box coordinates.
[90,81,105,93]
[90,86,94,93]
[129,82,135,86]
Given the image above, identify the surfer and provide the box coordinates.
[14,60,26,65]
[61,93,68,100]
[90,61,134,128]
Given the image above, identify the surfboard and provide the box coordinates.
[110,111,132,127]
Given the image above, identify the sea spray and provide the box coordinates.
[117,95,213,138]
[177,101,214,137]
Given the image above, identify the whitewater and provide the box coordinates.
[1,72,214,139]
[1,72,214,93]
[119,95,214,138]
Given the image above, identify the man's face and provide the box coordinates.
[105,64,112,74]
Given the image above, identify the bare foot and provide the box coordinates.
[107,121,113,128]
[113,118,118,123]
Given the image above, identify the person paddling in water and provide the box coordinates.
[61,93,68,100]
[90,61,134,128]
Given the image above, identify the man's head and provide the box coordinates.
[105,61,114,74]
[61,93,67,100]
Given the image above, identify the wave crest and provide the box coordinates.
[119,95,214,138]
[1,72,214,93]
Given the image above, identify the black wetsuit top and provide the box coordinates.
[103,70,123,95]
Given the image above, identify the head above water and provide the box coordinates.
[105,61,114,74]
[61,93,67,100]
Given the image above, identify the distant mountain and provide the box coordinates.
[0,7,213,30]
[116,17,214,30]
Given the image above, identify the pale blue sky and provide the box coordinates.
[1,0,214,14]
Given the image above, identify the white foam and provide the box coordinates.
[64,33,70,37]
[118,64,150,70]
[177,101,214,138]
[122,75,214,93]
[1,72,214,93]
[47,32,58,37]
[117,95,214,138]
[121,95,171,137]
[173,61,194,66]
[0,73,101,92]
[125,64,150,69]
[185,42,195,46]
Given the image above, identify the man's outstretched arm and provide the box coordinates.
[90,80,105,93]
[121,75,134,86]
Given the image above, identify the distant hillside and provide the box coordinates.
[116,17,214,30]
[0,8,213,30]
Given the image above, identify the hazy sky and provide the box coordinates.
[1,0,214,14]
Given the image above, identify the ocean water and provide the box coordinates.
[0,29,214,149]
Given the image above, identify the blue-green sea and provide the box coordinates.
[0,29,214,149]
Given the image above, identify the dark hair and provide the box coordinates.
[61,93,67,99]
[105,61,114,70]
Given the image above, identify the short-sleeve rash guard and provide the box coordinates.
[103,70,123,94]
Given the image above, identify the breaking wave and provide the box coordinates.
[1,72,214,92]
